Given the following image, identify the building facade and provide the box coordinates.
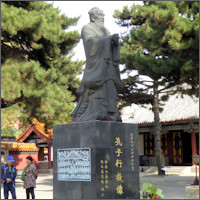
[138,119,199,166]
[122,94,199,166]
[1,141,39,169]
[1,119,52,170]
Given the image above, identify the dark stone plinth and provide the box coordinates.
[53,121,140,199]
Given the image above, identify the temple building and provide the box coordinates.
[1,119,52,171]
[122,94,199,166]
[1,141,39,169]
[1,94,199,168]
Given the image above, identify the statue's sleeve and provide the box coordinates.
[81,25,113,60]
[80,24,120,89]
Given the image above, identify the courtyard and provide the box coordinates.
[1,167,197,199]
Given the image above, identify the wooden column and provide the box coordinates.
[48,144,52,169]
[38,147,44,161]
[191,129,197,158]
[36,135,37,146]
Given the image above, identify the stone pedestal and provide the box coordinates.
[37,161,51,173]
[53,121,140,199]
[186,186,199,199]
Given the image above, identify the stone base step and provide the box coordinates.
[38,168,51,173]
[140,166,199,175]
[37,161,50,169]
[186,186,199,199]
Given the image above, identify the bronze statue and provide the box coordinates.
[72,7,122,122]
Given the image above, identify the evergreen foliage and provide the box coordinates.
[114,1,199,107]
[1,1,84,128]
[114,1,199,175]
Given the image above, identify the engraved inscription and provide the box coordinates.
[57,148,91,181]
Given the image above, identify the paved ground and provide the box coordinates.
[1,172,53,199]
[140,173,195,199]
[1,169,197,199]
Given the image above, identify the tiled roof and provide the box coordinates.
[139,118,199,126]
[16,119,52,141]
[122,94,199,124]
[1,142,39,152]
[16,124,32,140]
[32,118,50,138]
[1,144,7,150]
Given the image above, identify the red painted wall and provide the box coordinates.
[9,152,38,169]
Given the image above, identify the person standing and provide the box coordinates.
[21,156,38,199]
[1,156,17,199]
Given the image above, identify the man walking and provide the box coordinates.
[1,156,17,199]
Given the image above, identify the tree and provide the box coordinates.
[114,1,199,175]
[1,127,23,137]
[1,103,23,137]
[1,1,84,128]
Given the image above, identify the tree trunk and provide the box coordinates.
[153,82,165,175]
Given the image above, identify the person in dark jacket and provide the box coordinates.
[1,156,17,199]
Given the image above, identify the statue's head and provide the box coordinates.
[88,7,105,25]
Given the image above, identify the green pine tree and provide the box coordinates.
[114,1,199,175]
[1,1,84,128]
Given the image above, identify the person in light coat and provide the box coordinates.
[21,156,38,199]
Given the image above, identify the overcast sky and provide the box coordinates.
[49,1,143,61]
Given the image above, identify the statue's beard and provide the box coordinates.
[94,19,108,35]
[94,19,104,28]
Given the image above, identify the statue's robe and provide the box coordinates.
[71,22,122,121]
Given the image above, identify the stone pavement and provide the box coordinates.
[140,173,195,199]
[1,171,53,199]
[1,168,198,199]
